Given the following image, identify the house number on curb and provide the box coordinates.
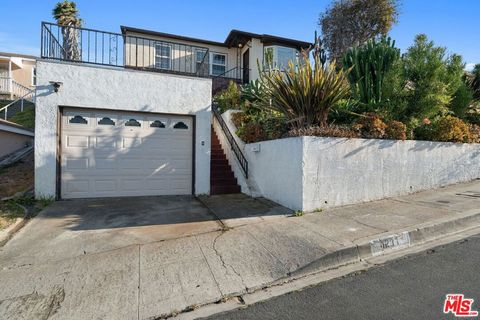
[370,232,411,256]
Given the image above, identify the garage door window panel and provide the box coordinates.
[150,120,167,128]
[68,115,88,125]
[125,119,141,127]
[97,116,116,126]
[65,113,91,128]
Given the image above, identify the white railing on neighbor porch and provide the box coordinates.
[0,76,34,100]
[12,81,34,100]
[0,76,11,95]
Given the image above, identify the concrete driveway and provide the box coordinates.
[0,196,224,268]
[0,194,292,319]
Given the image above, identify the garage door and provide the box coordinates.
[60,108,193,199]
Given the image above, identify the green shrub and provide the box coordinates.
[240,80,266,108]
[401,34,465,120]
[288,124,359,139]
[353,113,388,139]
[468,124,480,143]
[466,64,480,101]
[465,105,480,125]
[233,111,287,143]
[385,120,407,140]
[449,82,474,118]
[231,112,248,128]
[236,122,267,143]
[214,81,241,112]
[261,117,287,140]
[431,115,471,143]
[417,115,471,143]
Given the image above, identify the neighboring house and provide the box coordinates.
[0,119,34,158]
[0,52,37,100]
[35,22,309,200]
[121,27,311,93]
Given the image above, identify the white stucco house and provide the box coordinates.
[35,22,310,200]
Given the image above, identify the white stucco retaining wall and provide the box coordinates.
[221,112,480,211]
[301,137,480,211]
[35,60,212,198]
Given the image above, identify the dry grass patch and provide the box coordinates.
[0,152,34,199]
[0,201,25,230]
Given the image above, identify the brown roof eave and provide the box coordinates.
[120,26,228,48]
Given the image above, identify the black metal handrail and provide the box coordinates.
[212,103,248,179]
[40,22,211,77]
[212,66,244,80]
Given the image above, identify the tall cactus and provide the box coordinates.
[342,36,400,111]
[311,31,327,66]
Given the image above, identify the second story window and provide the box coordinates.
[210,53,226,76]
[155,43,172,70]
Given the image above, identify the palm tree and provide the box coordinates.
[52,1,82,61]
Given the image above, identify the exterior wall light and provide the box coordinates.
[49,81,63,92]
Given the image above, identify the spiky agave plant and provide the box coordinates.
[258,52,350,128]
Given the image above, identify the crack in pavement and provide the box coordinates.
[195,236,224,297]
[212,231,249,293]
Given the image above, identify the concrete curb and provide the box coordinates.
[177,225,480,320]
[289,210,480,279]
[0,203,29,247]
[172,211,480,320]
[0,217,27,247]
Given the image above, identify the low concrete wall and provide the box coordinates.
[221,112,480,211]
[0,131,33,158]
[0,120,34,159]
[302,137,480,211]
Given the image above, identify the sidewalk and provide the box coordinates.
[1,181,479,319]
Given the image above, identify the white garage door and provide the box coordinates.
[61,107,193,199]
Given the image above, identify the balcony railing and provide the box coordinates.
[41,22,211,77]
[0,77,35,99]
[0,76,10,95]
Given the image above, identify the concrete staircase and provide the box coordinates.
[210,127,241,195]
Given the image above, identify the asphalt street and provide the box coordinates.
[204,234,480,320]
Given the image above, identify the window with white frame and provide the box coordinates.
[155,43,172,70]
[32,67,37,86]
[210,53,226,76]
[263,46,298,70]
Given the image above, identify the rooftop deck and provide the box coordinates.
[41,22,244,90]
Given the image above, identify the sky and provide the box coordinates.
[0,0,478,70]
